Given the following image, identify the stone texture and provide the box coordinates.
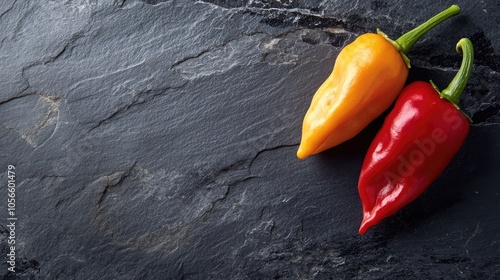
[0,0,499,279]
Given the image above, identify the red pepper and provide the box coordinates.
[358,38,474,235]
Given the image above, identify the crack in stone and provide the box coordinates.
[114,0,127,7]
[0,0,17,20]
[202,0,500,74]
[170,31,268,70]
[413,41,500,74]
[44,31,89,64]
[193,158,253,220]
[249,143,299,172]
[38,175,72,209]
[198,0,367,39]
[47,45,68,64]
[170,48,213,69]
[196,143,299,220]
[200,0,325,17]
[54,186,86,210]
[139,0,165,5]
[198,185,231,220]
[91,162,195,253]
[88,82,188,132]
[0,92,32,106]
[170,3,357,74]
[198,173,258,221]
[0,93,62,148]
[95,161,138,210]
[17,30,88,95]
[235,5,362,35]
[89,161,260,254]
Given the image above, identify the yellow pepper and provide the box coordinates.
[297,5,460,159]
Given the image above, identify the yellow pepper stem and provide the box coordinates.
[378,5,460,69]
[396,5,461,55]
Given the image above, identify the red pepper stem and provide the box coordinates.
[439,38,474,108]
[396,5,460,55]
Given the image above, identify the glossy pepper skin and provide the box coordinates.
[297,33,408,159]
[358,38,474,235]
[297,5,461,159]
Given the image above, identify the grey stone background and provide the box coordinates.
[0,0,499,279]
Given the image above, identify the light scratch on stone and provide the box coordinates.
[464,222,480,247]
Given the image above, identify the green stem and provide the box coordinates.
[440,38,474,108]
[396,5,460,55]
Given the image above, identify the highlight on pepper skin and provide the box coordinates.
[296,33,408,159]
[358,106,469,235]
[357,38,474,235]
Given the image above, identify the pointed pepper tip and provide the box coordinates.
[296,145,309,160]
[358,221,369,235]
[358,213,375,235]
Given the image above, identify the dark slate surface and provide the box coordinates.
[0,0,499,279]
